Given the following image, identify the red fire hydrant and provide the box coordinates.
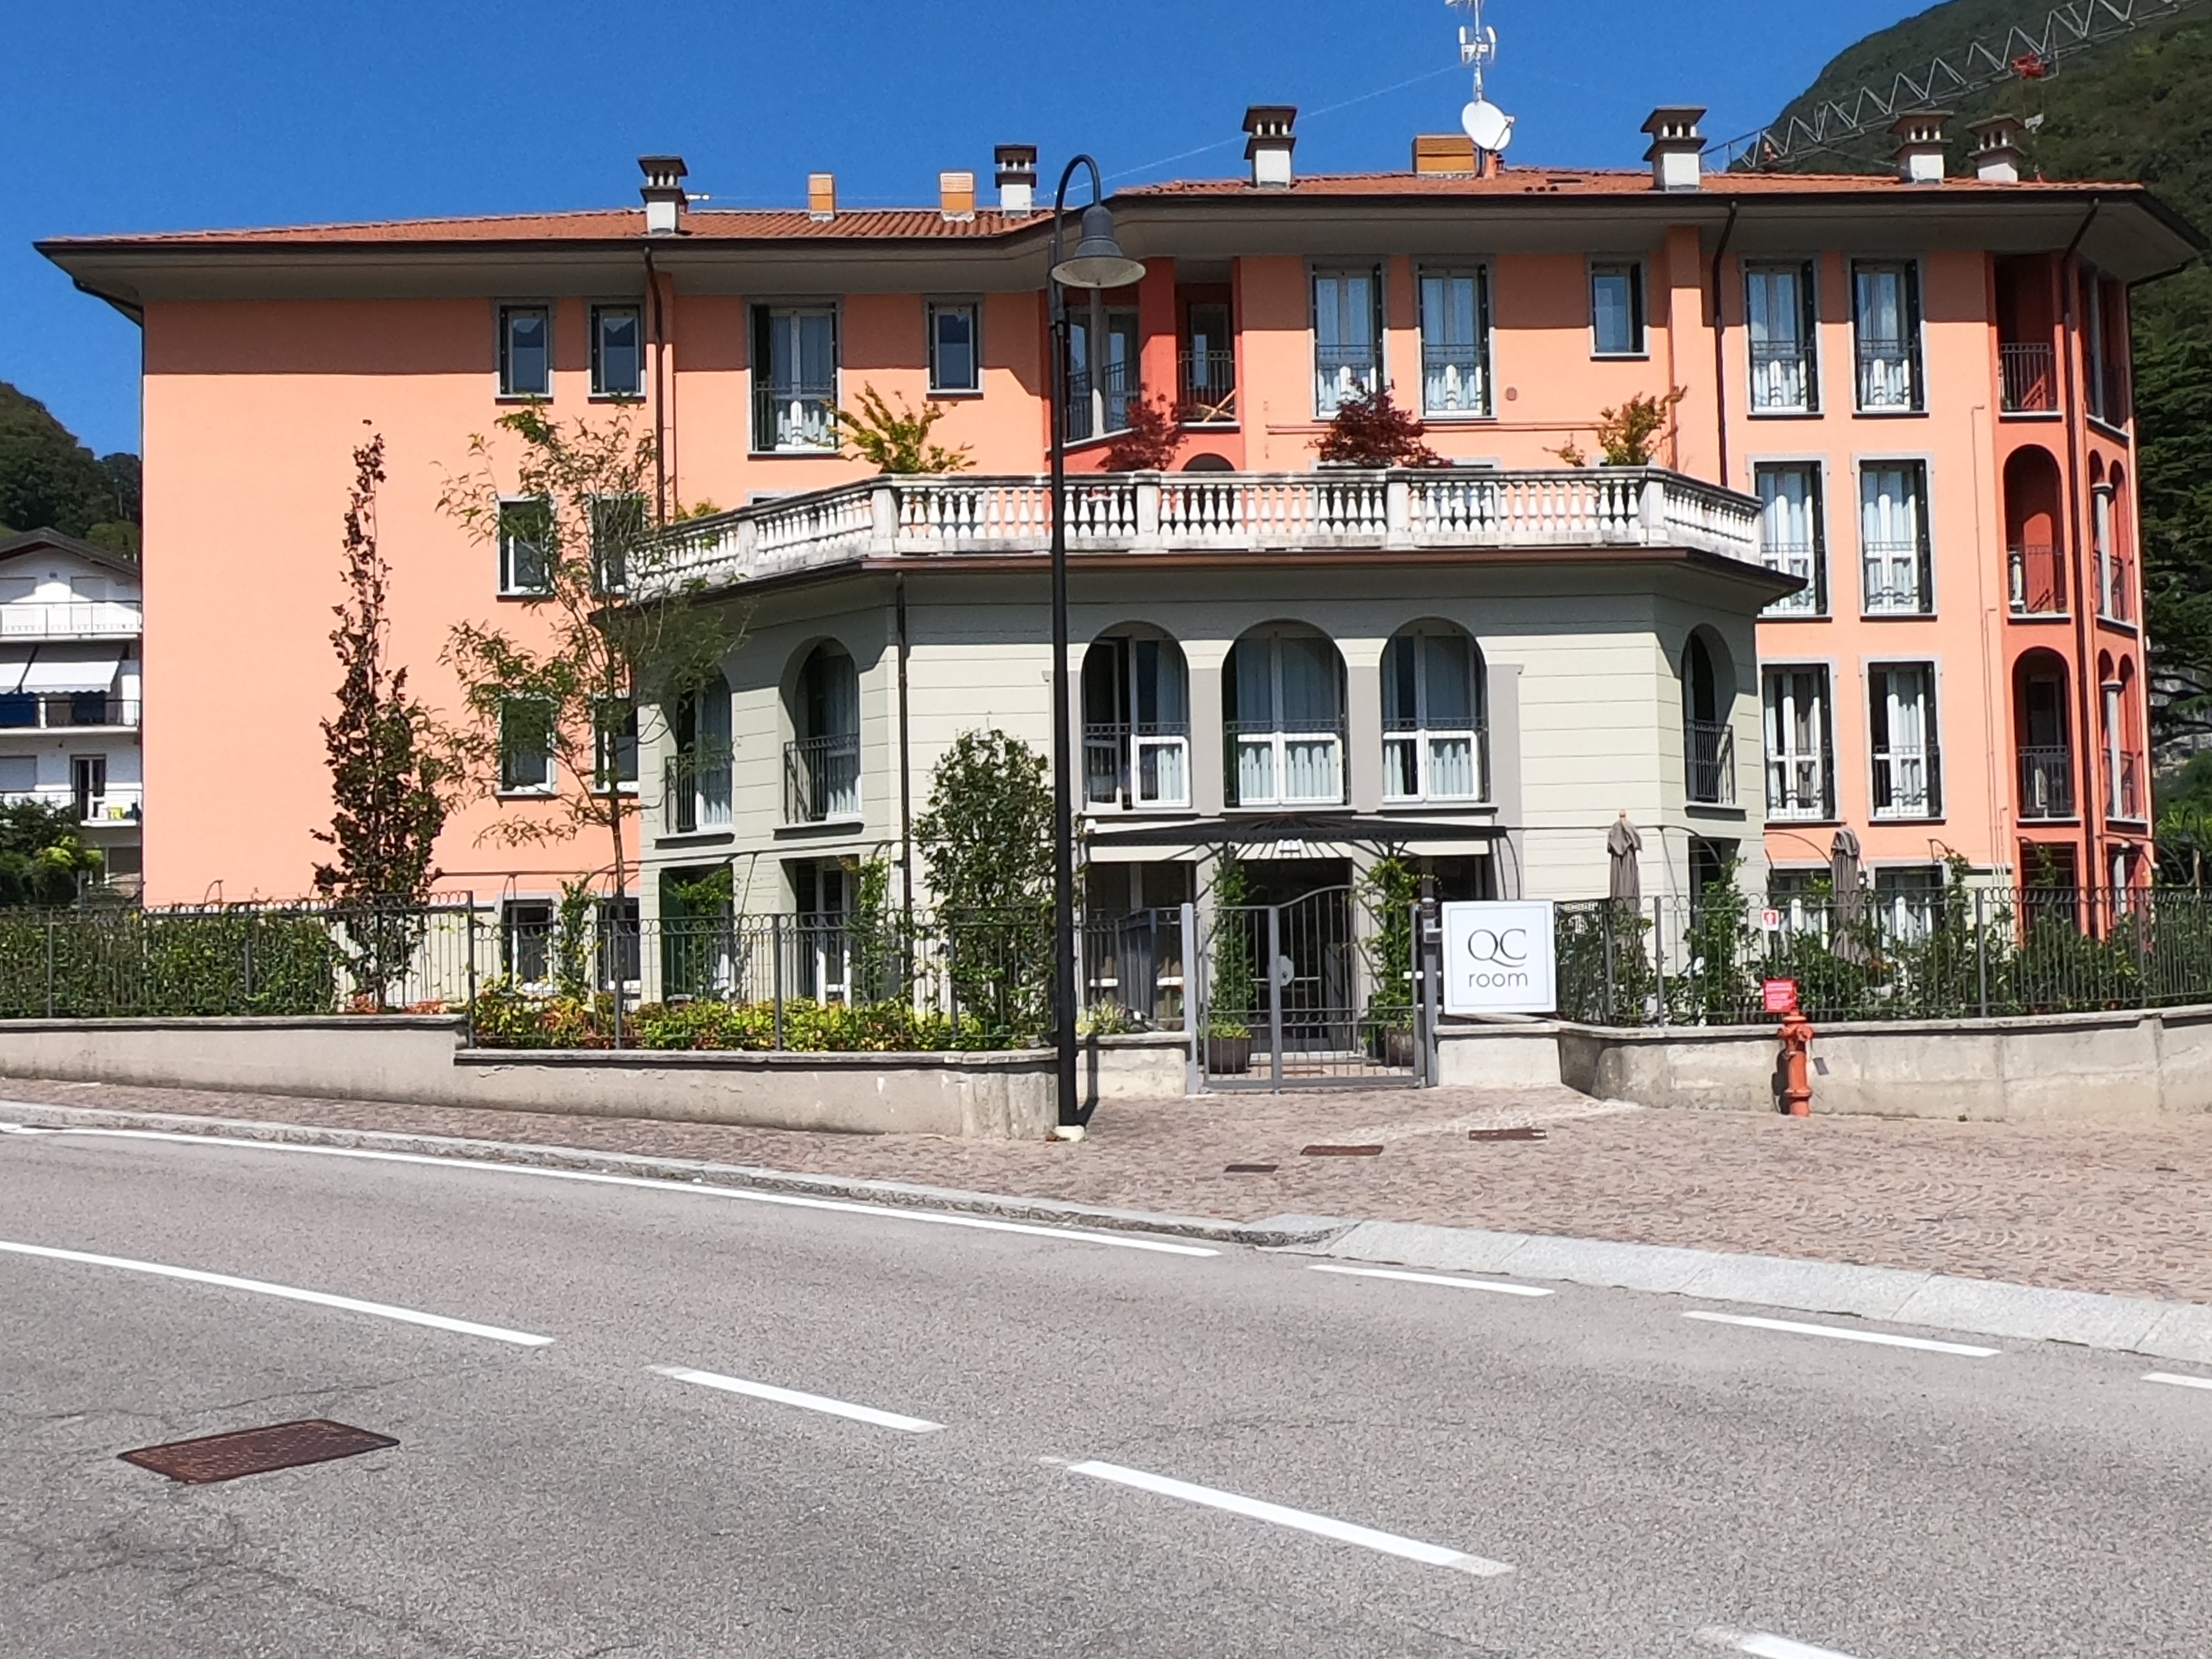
[1778,1010,1815,1117]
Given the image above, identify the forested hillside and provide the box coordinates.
[0,382,140,556]
[1763,2,2212,748]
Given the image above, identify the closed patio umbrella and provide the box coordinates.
[1830,827,1870,965]
[1607,813,1644,905]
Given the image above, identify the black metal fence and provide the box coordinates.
[1557,886,2212,1027]
[0,899,1188,1054]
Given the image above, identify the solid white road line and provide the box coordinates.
[2145,1371,2212,1392]
[651,1365,942,1433]
[1065,1460,1511,1577]
[1,1123,1219,1258]
[0,1238,553,1347]
[1696,1626,1871,1659]
[1308,1262,1553,1298]
[1683,1309,2000,1357]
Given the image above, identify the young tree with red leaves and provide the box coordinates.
[1314,388,1441,467]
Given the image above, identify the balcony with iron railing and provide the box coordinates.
[0,695,138,731]
[2108,749,2145,822]
[59,783,143,827]
[1749,341,1814,414]
[1067,361,1138,444]
[1766,750,1834,822]
[1855,338,1922,412]
[1862,543,1932,615]
[1684,720,1736,806]
[662,753,732,835]
[1871,744,1942,820]
[784,733,861,825]
[2008,542,2068,618]
[1999,342,2058,414]
[1226,718,1346,808]
[2096,550,2137,625]
[651,468,1769,594]
[1418,347,1488,419]
[1761,540,1821,616]
[1383,721,1488,805]
[2018,745,2075,820]
[1083,723,1192,812]
[752,380,838,454]
[1313,344,1379,415]
[1176,351,1237,426]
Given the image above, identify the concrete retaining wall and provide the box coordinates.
[1557,1003,2212,1121]
[0,1018,1065,1140]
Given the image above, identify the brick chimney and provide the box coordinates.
[938,170,976,222]
[1969,114,2026,184]
[994,144,1038,216]
[1642,106,1706,192]
[1892,110,1951,184]
[639,154,688,235]
[807,172,837,222]
[1244,105,1297,189]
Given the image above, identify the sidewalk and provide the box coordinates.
[3,1076,2209,1306]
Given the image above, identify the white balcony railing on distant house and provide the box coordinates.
[651,468,1766,594]
[0,602,142,639]
[0,696,139,731]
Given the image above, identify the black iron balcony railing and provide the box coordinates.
[1761,539,1822,616]
[1066,360,1138,444]
[1872,744,1942,820]
[1176,350,1237,425]
[664,753,732,834]
[1418,347,1488,418]
[1383,719,1488,804]
[1855,337,1922,412]
[753,380,838,453]
[784,733,860,825]
[1684,719,1736,806]
[1999,342,2057,414]
[1083,721,1192,811]
[2018,745,2074,820]
[1312,343,1379,415]
[1862,541,1932,614]
[1766,748,1834,822]
[1225,717,1347,808]
[2008,542,2068,617]
[1749,340,1814,413]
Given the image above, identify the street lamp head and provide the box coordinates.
[1050,203,1147,290]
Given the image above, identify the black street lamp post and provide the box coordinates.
[1046,157,1146,1133]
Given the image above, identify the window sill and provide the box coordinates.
[1760,610,1832,623]
[1420,411,1497,425]
[2017,815,2081,827]
[1380,799,1497,814]
[1083,806,1198,820]
[495,393,552,405]
[747,447,843,460]
[2093,615,2140,634]
[1686,804,1747,820]
[1224,802,1347,814]
[1996,408,2064,422]
[1850,406,1928,419]
[775,816,866,837]
[2087,414,2133,442]
[589,391,647,404]
[2007,612,2072,624]
[656,830,736,848]
[496,590,555,602]
[926,387,985,400]
[496,788,559,801]
[1590,351,1650,363]
[1870,815,1946,826]
[1860,610,1939,622]
[1766,815,1841,828]
[1746,407,1822,420]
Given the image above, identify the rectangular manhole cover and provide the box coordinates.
[120,1419,398,1484]
[1300,1144,1384,1158]
[1224,1162,1280,1173]
[1469,1127,1547,1142]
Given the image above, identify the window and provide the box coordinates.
[752,306,838,452]
[2085,276,2130,426]
[1312,268,1381,415]
[1869,665,1940,820]
[1224,630,1346,807]
[498,304,551,399]
[1068,306,1140,440]
[1746,262,1817,413]
[1875,865,1944,941]
[667,674,733,833]
[498,497,554,596]
[0,754,33,794]
[791,859,853,1003]
[1589,262,1645,357]
[1083,634,1191,811]
[589,493,646,594]
[597,896,641,991]
[1383,628,1485,802]
[70,754,106,822]
[1180,301,1236,425]
[786,645,860,824]
[591,304,643,398]
[1852,261,1922,411]
[1755,462,1825,615]
[498,700,555,794]
[593,700,638,792]
[1418,269,1491,418]
[927,302,980,394]
[502,901,554,985]
[1682,634,1735,806]
[1859,462,1932,614]
[1763,666,1833,821]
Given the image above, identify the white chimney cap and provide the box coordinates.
[639,154,688,236]
[1641,105,1706,192]
[994,144,1038,216]
[1968,114,2026,183]
[1243,104,1297,189]
[1891,109,1952,184]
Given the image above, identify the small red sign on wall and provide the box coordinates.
[1762,978,1800,1015]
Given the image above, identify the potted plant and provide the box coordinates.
[1205,853,1258,1073]
[1358,854,1419,1065]
[1549,387,1687,468]
[1313,387,1441,468]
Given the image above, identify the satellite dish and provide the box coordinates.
[1462,99,1515,152]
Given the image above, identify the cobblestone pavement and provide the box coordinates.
[6,1076,2210,1305]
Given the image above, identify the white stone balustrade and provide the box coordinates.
[649,468,1764,593]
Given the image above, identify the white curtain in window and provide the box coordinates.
[1420,273,1485,414]
[1764,668,1827,815]
[1746,267,1807,409]
[1313,271,1378,412]
[1860,465,1924,610]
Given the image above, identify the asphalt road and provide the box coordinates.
[2,1124,2207,1659]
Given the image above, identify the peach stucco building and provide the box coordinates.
[39,104,2197,921]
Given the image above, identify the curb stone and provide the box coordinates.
[7,1098,2210,1366]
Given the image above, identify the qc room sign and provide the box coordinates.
[1439,901,1558,1016]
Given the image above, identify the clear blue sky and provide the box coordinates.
[5,0,1927,458]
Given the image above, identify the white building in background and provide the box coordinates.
[0,530,144,894]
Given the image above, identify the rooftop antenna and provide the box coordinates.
[1448,0,1515,159]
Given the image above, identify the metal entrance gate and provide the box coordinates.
[1192,884,1424,1089]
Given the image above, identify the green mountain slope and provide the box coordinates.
[0,382,140,556]
[1761,2,2212,748]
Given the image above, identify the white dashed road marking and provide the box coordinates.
[2145,1371,2212,1392]
[1684,1309,2000,1357]
[1697,1626,1873,1658]
[1308,1262,1553,1297]
[652,1365,942,1433]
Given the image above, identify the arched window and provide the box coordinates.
[1082,630,1190,811]
[2111,655,2143,821]
[2001,446,2064,617]
[669,672,732,833]
[787,643,859,823]
[1383,623,1486,803]
[1682,631,1736,806]
[2012,649,2073,820]
[1224,626,1345,807]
